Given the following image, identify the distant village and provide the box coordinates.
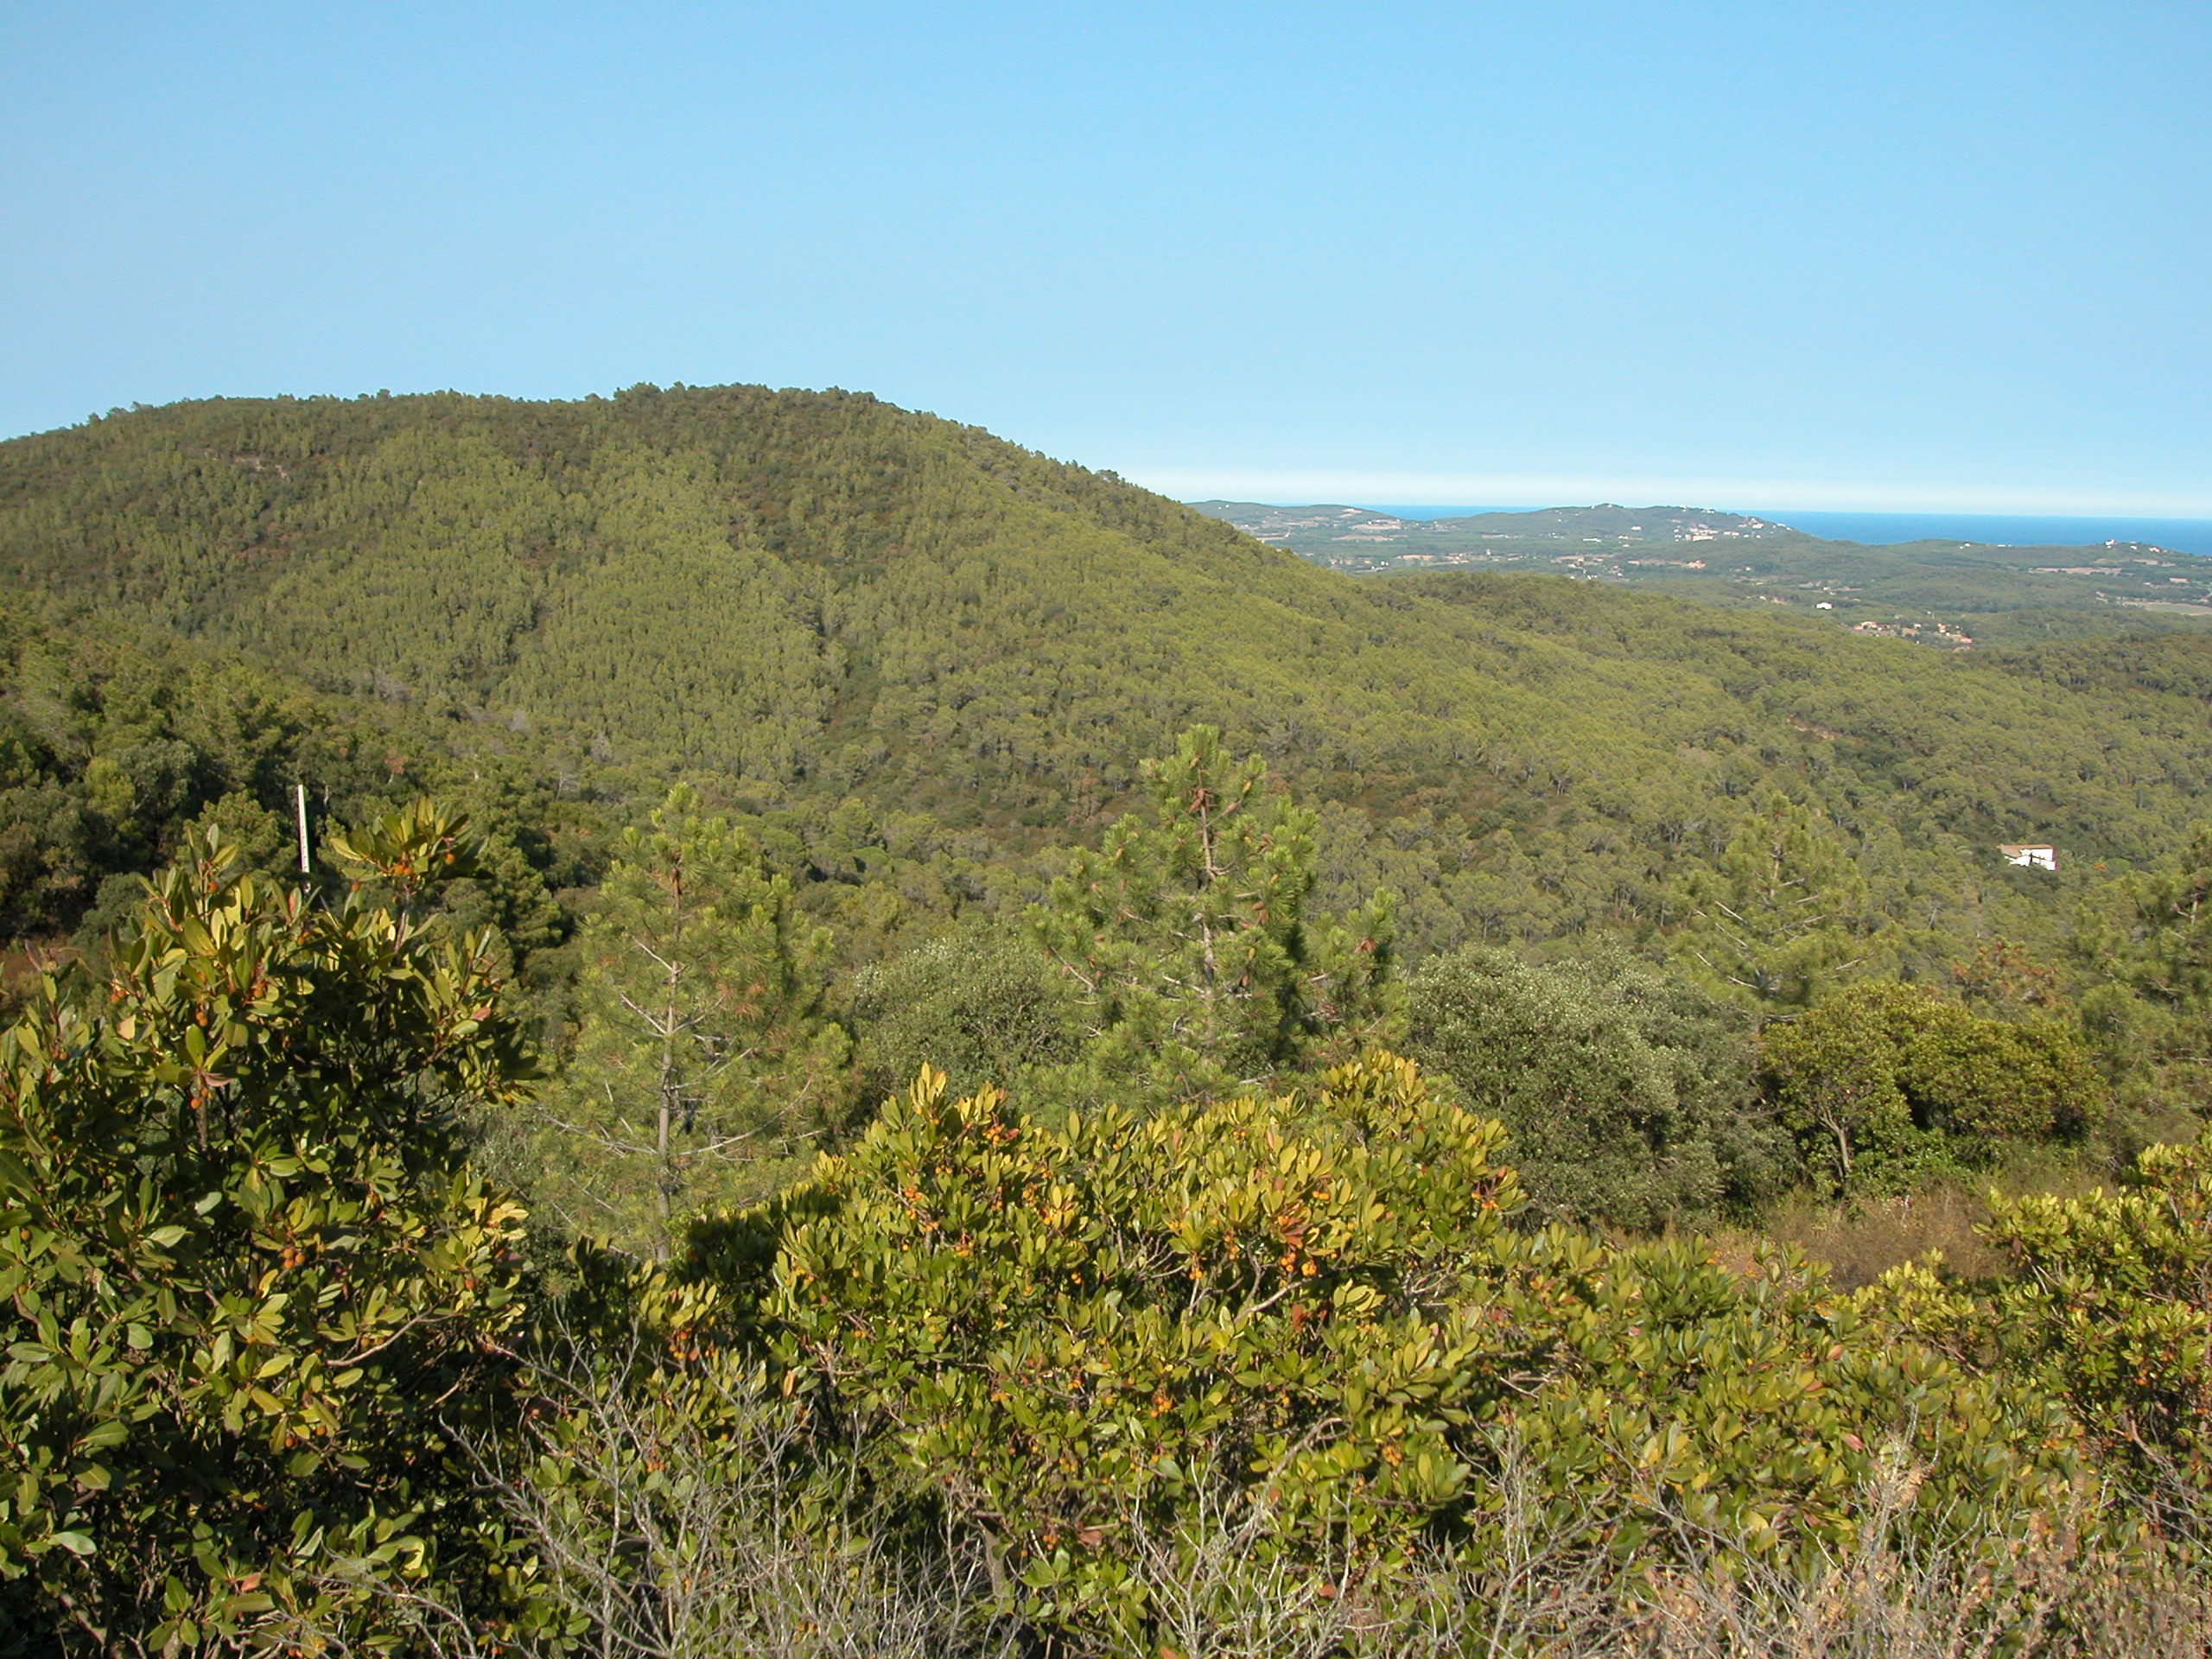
[1852,618,1976,647]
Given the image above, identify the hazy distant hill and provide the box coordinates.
[1190,499,2212,645]
[1192,500,1792,550]
[7,386,2212,965]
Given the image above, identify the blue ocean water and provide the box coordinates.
[1751,512,2212,558]
[1366,505,2212,558]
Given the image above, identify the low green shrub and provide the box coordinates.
[847,921,1079,1110]
[12,807,2212,1656]
[694,1055,2082,1647]
[1866,1125,2212,1544]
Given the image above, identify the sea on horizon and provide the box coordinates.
[1357,506,2212,560]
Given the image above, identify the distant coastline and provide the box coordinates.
[1758,512,2212,559]
[1357,505,2212,559]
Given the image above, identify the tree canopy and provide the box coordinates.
[9,387,2212,998]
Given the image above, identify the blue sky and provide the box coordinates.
[4,3,2207,512]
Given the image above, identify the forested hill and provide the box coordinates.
[6,385,2212,968]
[0,386,1326,807]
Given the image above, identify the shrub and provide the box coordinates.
[1402,947,1787,1230]
[361,1395,2211,1659]
[0,808,534,1651]
[847,922,1079,1111]
[1762,981,2106,1196]
[1867,1125,2212,1544]
[699,1054,2080,1648]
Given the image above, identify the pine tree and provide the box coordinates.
[532,786,847,1257]
[1672,791,1877,1013]
[1027,726,1396,1109]
[2073,822,2212,1120]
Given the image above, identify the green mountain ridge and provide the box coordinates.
[4,385,2212,971]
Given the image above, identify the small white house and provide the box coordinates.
[2000,843,2058,871]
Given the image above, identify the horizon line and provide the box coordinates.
[1122,469,2212,520]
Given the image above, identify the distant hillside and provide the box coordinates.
[6,387,2212,969]
[1191,500,1792,550]
[1190,499,2212,645]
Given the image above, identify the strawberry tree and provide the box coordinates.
[0,806,536,1652]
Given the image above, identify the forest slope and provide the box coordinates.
[5,386,2212,962]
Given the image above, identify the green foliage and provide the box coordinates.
[1983,1132,2212,1538]
[848,918,1078,1109]
[10,389,2212,987]
[0,620,361,940]
[0,609,597,1040]
[531,787,849,1258]
[756,1054,1525,1615]
[0,805,534,1651]
[2075,822,2212,1133]
[1866,1126,2212,1541]
[190,790,291,879]
[1402,946,1788,1230]
[12,391,2212,1646]
[727,1054,2077,1645]
[1027,727,1397,1109]
[0,790,2196,1653]
[1672,790,1880,1011]
[1761,982,2107,1195]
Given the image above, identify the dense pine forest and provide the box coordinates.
[4,387,2212,1654]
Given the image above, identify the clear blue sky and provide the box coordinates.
[4,3,2207,512]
